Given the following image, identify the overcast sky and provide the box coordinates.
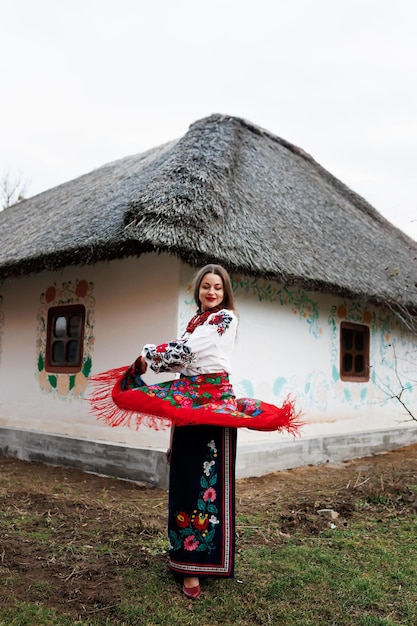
[2,0,417,238]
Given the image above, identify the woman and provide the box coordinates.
[149,265,239,598]
[90,264,299,599]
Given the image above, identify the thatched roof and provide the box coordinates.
[1,114,417,313]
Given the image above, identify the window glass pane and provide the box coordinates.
[340,322,369,381]
[46,304,85,373]
[54,316,66,338]
[355,333,364,351]
[52,341,65,363]
[343,353,352,372]
[355,354,364,373]
[343,330,353,350]
[66,340,79,364]
[68,315,81,338]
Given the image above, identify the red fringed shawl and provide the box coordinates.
[89,363,301,435]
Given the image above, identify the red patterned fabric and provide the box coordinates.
[89,307,301,435]
[89,366,301,434]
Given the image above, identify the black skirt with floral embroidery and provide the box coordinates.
[168,425,237,578]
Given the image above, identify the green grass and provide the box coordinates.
[1,454,417,626]
[1,512,417,625]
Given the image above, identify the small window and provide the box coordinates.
[340,322,370,382]
[45,305,85,373]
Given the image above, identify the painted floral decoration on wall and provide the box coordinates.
[180,274,321,338]
[327,300,416,410]
[231,275,322,337]
[36,279,95,398]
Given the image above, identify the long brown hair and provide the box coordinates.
[192,264,236,312]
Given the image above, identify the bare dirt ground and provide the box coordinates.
[1,443,417,620]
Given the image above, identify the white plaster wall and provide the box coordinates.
[229,281,417,446]
[0,254,181,449]
[1,259,416,458]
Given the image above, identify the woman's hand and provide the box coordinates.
[137,357,147,375]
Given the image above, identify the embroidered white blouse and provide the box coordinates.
[141,309,238,376]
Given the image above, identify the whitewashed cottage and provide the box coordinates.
[1,114,417,488]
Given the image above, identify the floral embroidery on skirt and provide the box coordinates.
[169,438,219,554]
[168,425,237,578]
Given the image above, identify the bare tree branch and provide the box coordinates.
[1,170,28,210]
[386,301,417,334]
[373,342,417,422]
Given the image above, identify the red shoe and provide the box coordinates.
[182,583,201,599]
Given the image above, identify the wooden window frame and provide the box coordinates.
[340,321,370,382]
[45,304,85,373]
